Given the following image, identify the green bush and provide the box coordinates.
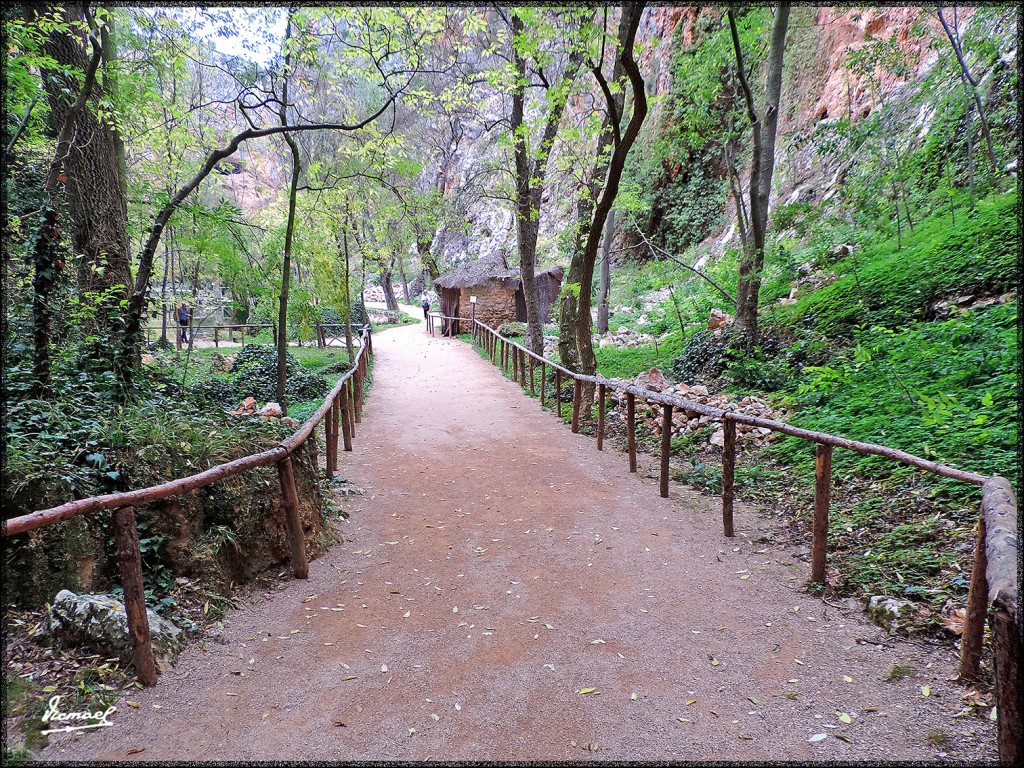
[194,344,327,406]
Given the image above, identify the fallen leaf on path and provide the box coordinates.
[710,657,720,667]
[676,717,690,723]
[334,720,347,727]
[921,685,931,697]
[836,712,852,724]
[381,664,389,673]
[843,675,854,683]
[344,675,358,681]
[403,611,411,618]
[290,630,300,635]
[125,701,140,708]
[808,733,827,742]
[577,687,598,695]
[686,699,697,705]
[630,693,638,701]
[126,748,145,755]
[835,733,853,743]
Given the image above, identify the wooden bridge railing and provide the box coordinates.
[3,327,374,688]
[434,314,1019,763]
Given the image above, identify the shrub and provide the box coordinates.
[194,344,327,406]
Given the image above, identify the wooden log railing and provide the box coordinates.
[440,315,1017,763]
[3,327,374,687]
[150,322,367,349]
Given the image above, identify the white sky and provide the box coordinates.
[178,7,288,66]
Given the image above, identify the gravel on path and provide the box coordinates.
[43,321,996,762]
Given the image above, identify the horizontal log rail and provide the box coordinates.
[4,326,375,687]
[444,315,1017,762]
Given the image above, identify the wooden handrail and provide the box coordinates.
[4,327,372,538]
[3,326,374,688]
[465,319,988,485]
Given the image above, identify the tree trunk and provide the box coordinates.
[340,229,354,363]
[158,228,171,344]
[31,207,61,396]
[730,4,791,348]
[31,4,132,302]
[396,250,411,304]
[276,12,299,415]
[381,264,399,311]
[596,209,615,336]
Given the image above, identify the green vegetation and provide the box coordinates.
[884,663,917,682]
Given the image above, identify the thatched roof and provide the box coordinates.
[434,258,564,290]
[434,257,517,290]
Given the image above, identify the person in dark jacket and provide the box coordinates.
[177,303,190,343]
[421,295,430,319]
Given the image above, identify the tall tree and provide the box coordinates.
[728,3,790,347]
[276,11,301,415]
[508,8,584,356]
[558,4,647,377]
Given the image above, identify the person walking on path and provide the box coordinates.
[421,294,431,320]
[177,303,190,344]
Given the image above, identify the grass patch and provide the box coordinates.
[595,331,686,380]
[884,663,917,682]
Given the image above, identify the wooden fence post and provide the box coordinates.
[350,378,358,436]
[597,384,605,451]
[660,404,672,498]
[529,357,535,395]
[277,455,308,579]
[519,349,526,387]
[309,427,320,478]
[355,361,363,424]
[721,416,736,537]
[112,506,158,687]
[626,392,637,473]
[325,399,336,478]
[540,363,545,407]
[811,443,832,583]
[214,327,219,348]
[513,345,518,381]
[977,477,1020,764]
[555,371,562,419]
[960,517,988,680]
[340,386,353,451]
[571,379,582,433]
[331,394,340,469]
[240,326,246,346]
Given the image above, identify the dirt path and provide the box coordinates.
[44,320,995,762]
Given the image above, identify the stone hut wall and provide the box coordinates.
[469,280,518,332]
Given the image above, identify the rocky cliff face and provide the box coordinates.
[426,6,1015,278]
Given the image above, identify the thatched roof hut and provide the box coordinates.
[434,258,564,336]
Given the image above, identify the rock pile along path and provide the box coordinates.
[45,311,995,762]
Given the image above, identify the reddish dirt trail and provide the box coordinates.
[44,319,995,762]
